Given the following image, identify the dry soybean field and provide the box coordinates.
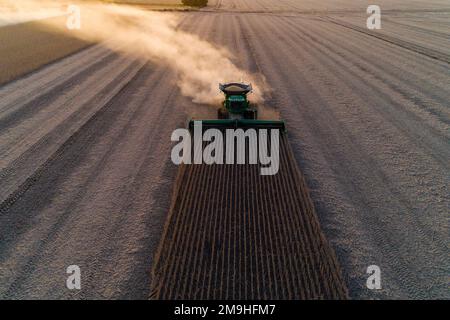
[0,0,448,300]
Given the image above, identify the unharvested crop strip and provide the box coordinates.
[150,132,348,299]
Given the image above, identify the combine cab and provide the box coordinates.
[218,83,257,120]
[189,82,285,131]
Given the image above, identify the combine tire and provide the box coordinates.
[244,108,257,120]
[218,107,229,119]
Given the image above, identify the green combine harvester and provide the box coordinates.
[189,82,285,131]
[153,85,349,300]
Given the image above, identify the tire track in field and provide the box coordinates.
[323,17,450,65]
[303,17,450,126]
[0,45,112,112]
[0,56,146,207]
[279,17,450,168]
[0,52,119,133]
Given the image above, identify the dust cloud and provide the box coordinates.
[1,0,265,105]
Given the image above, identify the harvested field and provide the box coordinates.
[0,0,448,300]
[151,131,348,299]
[0,17,90,85]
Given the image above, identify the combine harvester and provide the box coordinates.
[198,82,286,130]
[150,83,348,299]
